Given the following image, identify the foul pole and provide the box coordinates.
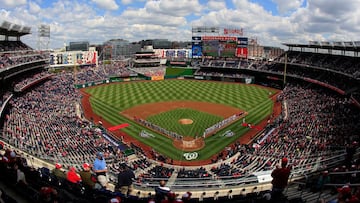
[283,52,287,88]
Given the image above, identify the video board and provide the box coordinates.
[192,36,248,58]
[202,36,237,58]
[192,36,202,58]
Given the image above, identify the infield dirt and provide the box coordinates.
[121,101,242,119]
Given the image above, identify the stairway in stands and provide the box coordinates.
[284,182,338,202]
[166,170,178,187]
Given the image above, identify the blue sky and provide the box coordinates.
[0,0,358,49]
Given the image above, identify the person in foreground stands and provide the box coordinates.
[161,191,183,203]
[52,163,66,180]
[328,185,359,203]
[67,166,81,184]
[93,152,108,188]
[39,186,58,203]
[271,157,291,201]
[155,180,171,203]
[79,162,97,189]
[116,163,135,197]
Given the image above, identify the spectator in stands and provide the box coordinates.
[66,166,81,184]
[161,191,183,203]
[14,163,27,186]
[181,192,193,203]
[345,141,358,168]
[271,157,291,201]
[311,170,331,192]
[4,149,16,167]
[329,185,359,203]
[93,152,108,187]
[116,163,135,197]
[155,180,171,203]
[79,162,97,189]
[39,186,58,203]
[109,196,122,203]
[51,163,66,180]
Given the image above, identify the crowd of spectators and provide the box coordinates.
[0,41,31,52]
[199,58,250,69]
[275,51,360,78]
[138,165,174,181]
[131,66,166,77]
[177,167,211,179]
[194,70,253,79]
[75,63,138,84]
[1,72,125,170]
[0,51,48,70]
[13,72,52,92]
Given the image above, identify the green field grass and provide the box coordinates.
[147,108,223,137]
[85,79,278,161]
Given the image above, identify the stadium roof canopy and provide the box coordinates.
[283,41,360,52]
[0,21,31,37]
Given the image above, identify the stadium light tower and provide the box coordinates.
[37,24,50,50]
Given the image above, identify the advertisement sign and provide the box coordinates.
[151,76,164,81]
[237,37,248,47]
[236,47,248,58]
[192,43,202,58]
[50,50,98,67]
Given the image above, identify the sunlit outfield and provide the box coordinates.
[84,79,278,162]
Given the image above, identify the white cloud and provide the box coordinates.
[0,0,27,8]
[272,0,304,15]
[207,1,226,11]
[121,0,133,4]
[122,8,187,27]
[29,1,41,13]
[145,0,202,16]
[91,0,119,10]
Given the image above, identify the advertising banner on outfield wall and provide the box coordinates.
[151,76,164,81]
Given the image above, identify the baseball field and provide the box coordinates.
[83,79,278,162]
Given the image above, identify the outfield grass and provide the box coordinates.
[85,79,277,161]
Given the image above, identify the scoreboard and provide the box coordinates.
[192,36,248,58]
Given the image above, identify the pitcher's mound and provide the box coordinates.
[178,119,193,125]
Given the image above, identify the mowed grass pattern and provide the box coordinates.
[85,80,278,161]
[147,108,223,137]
